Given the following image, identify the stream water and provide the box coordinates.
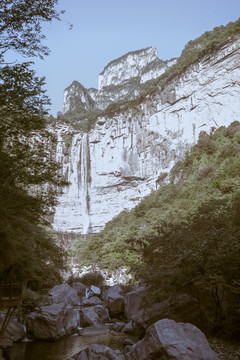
[5,332,129,360]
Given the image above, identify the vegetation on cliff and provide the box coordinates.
[75,121,240,336]
[0,0,67,289]
[60,17,240,132]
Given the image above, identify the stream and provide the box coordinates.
[5,332,129,360]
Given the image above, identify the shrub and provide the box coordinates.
[196,164,215,181]
[76,271,105,288]
[233,131,240,144]
[197,137,216,155]
[223,121,240,138]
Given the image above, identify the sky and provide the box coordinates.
[11,0,240,115]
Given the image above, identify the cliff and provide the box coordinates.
[53,35,240,236]
[62,47,177,113]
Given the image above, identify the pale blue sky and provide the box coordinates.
[11,0,240,115]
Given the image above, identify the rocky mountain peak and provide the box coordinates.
[98,46,159,90]
[62,80,95,115]
[62,47,177,114]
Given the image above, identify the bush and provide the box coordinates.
[73,271,105,288]
[223,121,240,138]
[196,164,215,181]
[17,288,50,319]
[197,137,216,155]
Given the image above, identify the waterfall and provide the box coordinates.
[76,309,82,329]
[53,130,91,235]
[79,133,90,234]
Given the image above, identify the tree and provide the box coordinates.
[0,0,67,287]
[0,0,64,63]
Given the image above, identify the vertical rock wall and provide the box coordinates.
[53,36,240,236]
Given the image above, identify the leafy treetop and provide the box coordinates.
[0,0,64,63]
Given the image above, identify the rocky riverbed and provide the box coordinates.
[1,282,239,360]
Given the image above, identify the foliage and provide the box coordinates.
[75,121,240,335]
[0,0,67,287]
[19,288,49,317]
[68,271,105,288]
[0,0,64,63]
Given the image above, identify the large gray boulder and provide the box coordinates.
[69,344,125,360]
[49,284,80,307]
[82,305,110,326]
[82,307,99,327]
[72,282,87,297]
[131,294,206,336]
[82,296,102,306]
[93,305,110,323]
[103,285,124,317]
[25,303,77,340]
[125,319,219,360]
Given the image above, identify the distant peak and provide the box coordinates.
[99,47,157,75]
[65,80,85,91]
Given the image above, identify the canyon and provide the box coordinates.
[52,35,240,238]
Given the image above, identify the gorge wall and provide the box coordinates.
[53,36,240,237]
[62,47,177,112]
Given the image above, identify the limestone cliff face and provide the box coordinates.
[62,47,176,112]
[53,36,240,235]
[98,47,170,89]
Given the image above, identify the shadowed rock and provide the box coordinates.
[125,319,219,360]
[49,284,80,307]
[26,303,77,340]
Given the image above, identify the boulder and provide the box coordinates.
[124,287,145,320]
[131,294,206,336]
[93,305,110,323]
[72,282,86,297]
[25,303,77,340]
[121,321,135,335]
[90,285,101,296]
[49,284,80,307]
[69,344,125,360]
[0,317,25,342]
[125,319,219,360]
[82,305,110,326]
[103,285,124,317]
[102,284,123,301]
[82,307,99,327]
[82,296,102,306]
[0,317,25,348]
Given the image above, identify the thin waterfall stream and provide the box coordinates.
[80,133,90,234]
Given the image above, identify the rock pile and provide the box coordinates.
[0,282,221,360]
